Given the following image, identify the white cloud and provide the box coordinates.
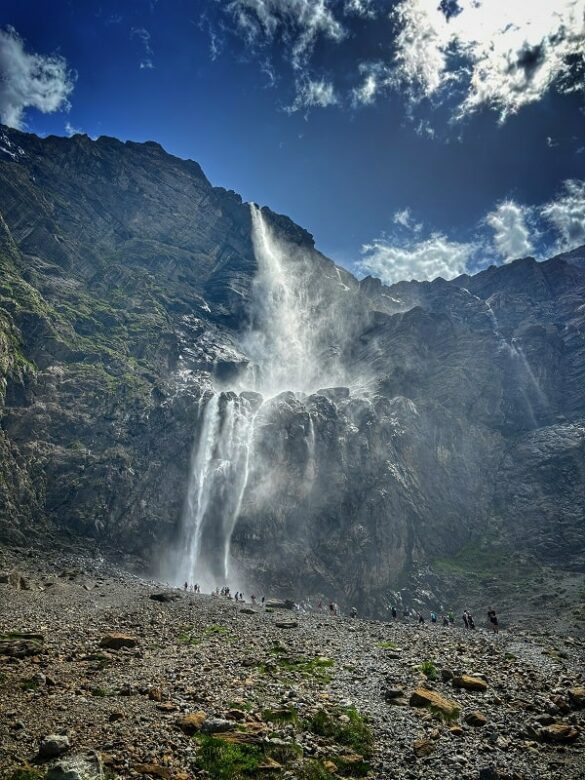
[287,77,337,112]
[359,233,475,285]
[0,26,75,129]
[393,207,422,233]
[391,0,585,121]
[65,120,82,137]
[541,180,585,251]
[486,201,533,263]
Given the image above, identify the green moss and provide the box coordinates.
[194,735,266,779]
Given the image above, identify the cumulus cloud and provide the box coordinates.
[359,233,475,285]
[541,180,585,251]
[486,201,533,263]
[0,26,75,129]
[391,0,585,121]
[286,77,337,112]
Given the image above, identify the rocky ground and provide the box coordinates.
[1,546,584,780]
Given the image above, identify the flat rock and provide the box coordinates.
[275,621,298,629]
[464,710,488,727]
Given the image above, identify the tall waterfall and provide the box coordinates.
[177,204,334,591]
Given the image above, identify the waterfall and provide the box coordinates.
[176,204,331,591]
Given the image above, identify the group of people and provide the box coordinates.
[389,605,499,632]
[183,581,201,593]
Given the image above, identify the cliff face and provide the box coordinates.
[0,125,583,616]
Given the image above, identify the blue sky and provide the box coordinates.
[1,0,584,283]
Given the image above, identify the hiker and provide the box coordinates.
[468,612,475,630]
[350,606,357,618]
[463,610,469,630]
[261,596,265,606]
[442,614,449,627]
[430,611,437,624]
[184,581,188,591]
[487,607,499,634]
[251,593,256,605]
[391,606,397,620]
[329,602,335,615]
[448,610,455,625]
[418,612,425,625]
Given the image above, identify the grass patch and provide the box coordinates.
[264,656,335,684]
[194,735,265,779]
[304,707,372,760]
[205,625,229,637]
[376,641,397,650]
[178,631,201,647]
[297,761,334,780]
[419,660,438,681]
[3,769,44,780]
[19,678,39,692]
[261,707,300,726]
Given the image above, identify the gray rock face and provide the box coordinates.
[0,124,584,617]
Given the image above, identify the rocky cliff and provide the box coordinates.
[0,125,583,619]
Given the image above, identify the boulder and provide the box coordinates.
[177,711,207,735]
[465,711,488,727]
[537,723,580,743]
[39,734,70,759]
[453,675,488,692]
[275,621,298,629]
[149,592,181,603]
[409,688,460,719]
[99,633,138,650]
[568,687,585,708]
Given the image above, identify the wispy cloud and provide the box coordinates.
[64,120,82,137]
[286,77,337,112]
[541,180,585,252]
[393,207,422,233]
[131,27,155,70]
[210,0,585,125]
[0,26,75,129]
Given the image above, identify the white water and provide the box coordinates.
[176,205,340,591]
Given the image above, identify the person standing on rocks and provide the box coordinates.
[463,610,469,629]
[487,607,499,634]
[468,612,475,629]
[448,610,455,625]
[442,614,449,627]
[391,606,397,620]
[430,611,437,624]
[417,612,425,625]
